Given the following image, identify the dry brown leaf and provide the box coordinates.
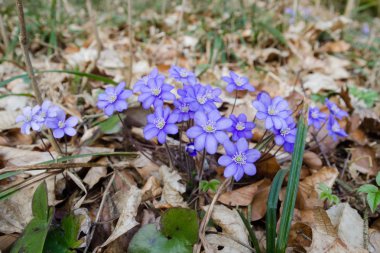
[0,111,18,132]
[303,73,338,93]
[297,167,339,210]
[154,165,187,208]
[368,229,380,253]
[202,205,250,253]
[219,180,261,206]
[251,178,271,221]
[0,234,18,252]
[100,186,141,248]
[141,176,162,201]
[288,222,313,249]
[326,203,364,249]
[320,40,350,53]
[205,234,251,253]
[349,146,378,176]
[303,151,323,170]
[83,159,108,189]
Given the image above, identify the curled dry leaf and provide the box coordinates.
[349,146,378,177]
[251,178,271,221]
[303,151,323,170]
[205,234,251,253]
[319,40,351,53]
[303,73,338,93]
[202,205,250,253]
[100,185,142,247]
[297,167,339,210]
[154,165,187,208]
[141,176,162,201]
[219,180,260,206]
[83,158,108,189]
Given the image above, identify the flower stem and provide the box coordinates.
[64,136,68,156]
[311,131,331,167]
[117,113,127,129]
[38,133,55,160]
[164,142,175,170]
[231,90,238,115]
[198,149,206,183]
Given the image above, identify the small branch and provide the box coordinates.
[174,0,186,64]
[363,206,369,250]
[15,0,62,156]
[127,0,133,88]
[0,11,9,50]
[84,172,115,253]
[1,162,106,173]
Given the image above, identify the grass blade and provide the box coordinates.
[266,168,289,252]
[237,210,261,253]
[258,21,287,46]
[275,107,308,253]
[0,69,117,88]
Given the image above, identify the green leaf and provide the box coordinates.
[238,210,261,253]
[276,108,308,253]
[0,93,34,100]
[199,180,209,192]
[208,179,220,192]
[266,168,289,253]
[128,224,191,253]
[367,192,380,213]
[376,172,380,187]
[331,195,340,205]
[258,21,287,46]
[358,184,378,193]
[32,182,49,221]
[43,214,83,253]
[97,115,122,134]
[0,70,117,88]
[195,64,210,77]
[11,182,54,253]
[161,208,198,245]
[318,183,331,194]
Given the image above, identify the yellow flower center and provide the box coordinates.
[155,118,166,129]
[203,120,216,133]
[197,95,207,105]
[236,122,245,131]
[233,152,247,165]
[58,121,65,128]
[267,106,277,115]
[151,88,161,96]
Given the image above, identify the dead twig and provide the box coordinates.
[84,172,115,253]
[196,177,232,253]
[15,0,62,156]
[1,162,107,173]
[127,0,133,88]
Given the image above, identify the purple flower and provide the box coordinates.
[16,106,41,134]
[362,23,370,36]
[308,107,327,129]
[252,92,290,130]
[228,113,255,141]
[133,68,164,93]
[273,117,297,153]
[186,110,232,154]
[173,99,194,122]
[326,115,348,141]
[222,71,255,93]
[138,76,175,109]
[186,142,197,157]
[97,82,133,116]
[325,99,348,120]
[143,106,179,144]
[218,138,260,181]
[179,84,221,113]
[169,65,197,85]
[46,110,78,138]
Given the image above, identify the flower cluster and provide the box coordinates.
[97,82,132,116]
[252,91,297,152]
[324,99,348,141]
[16,100,78,138]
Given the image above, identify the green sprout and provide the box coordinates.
[318,183,340,206]
[358,172,380,213]
[199,179,220,193]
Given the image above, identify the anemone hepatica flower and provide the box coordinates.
[97,82,132,116]
[133,68,164,93]
[308,107,327,129]
[143,106,179,144]
[173,98,194,122]
[228,113,255,141]
[138,76,175,109]
[273,117,297,153]
[252,92,290,130]
[222,71,254,93]
[186,142,197,157]
[218,138,260,181]
[186,110,232,154]
[33,100,63,127]
[325,99,348,120]
[46,110,78,138]
[16,106,41,134]
[179,84,221,113]
[326,115,348,141]
[169,65,197,85]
